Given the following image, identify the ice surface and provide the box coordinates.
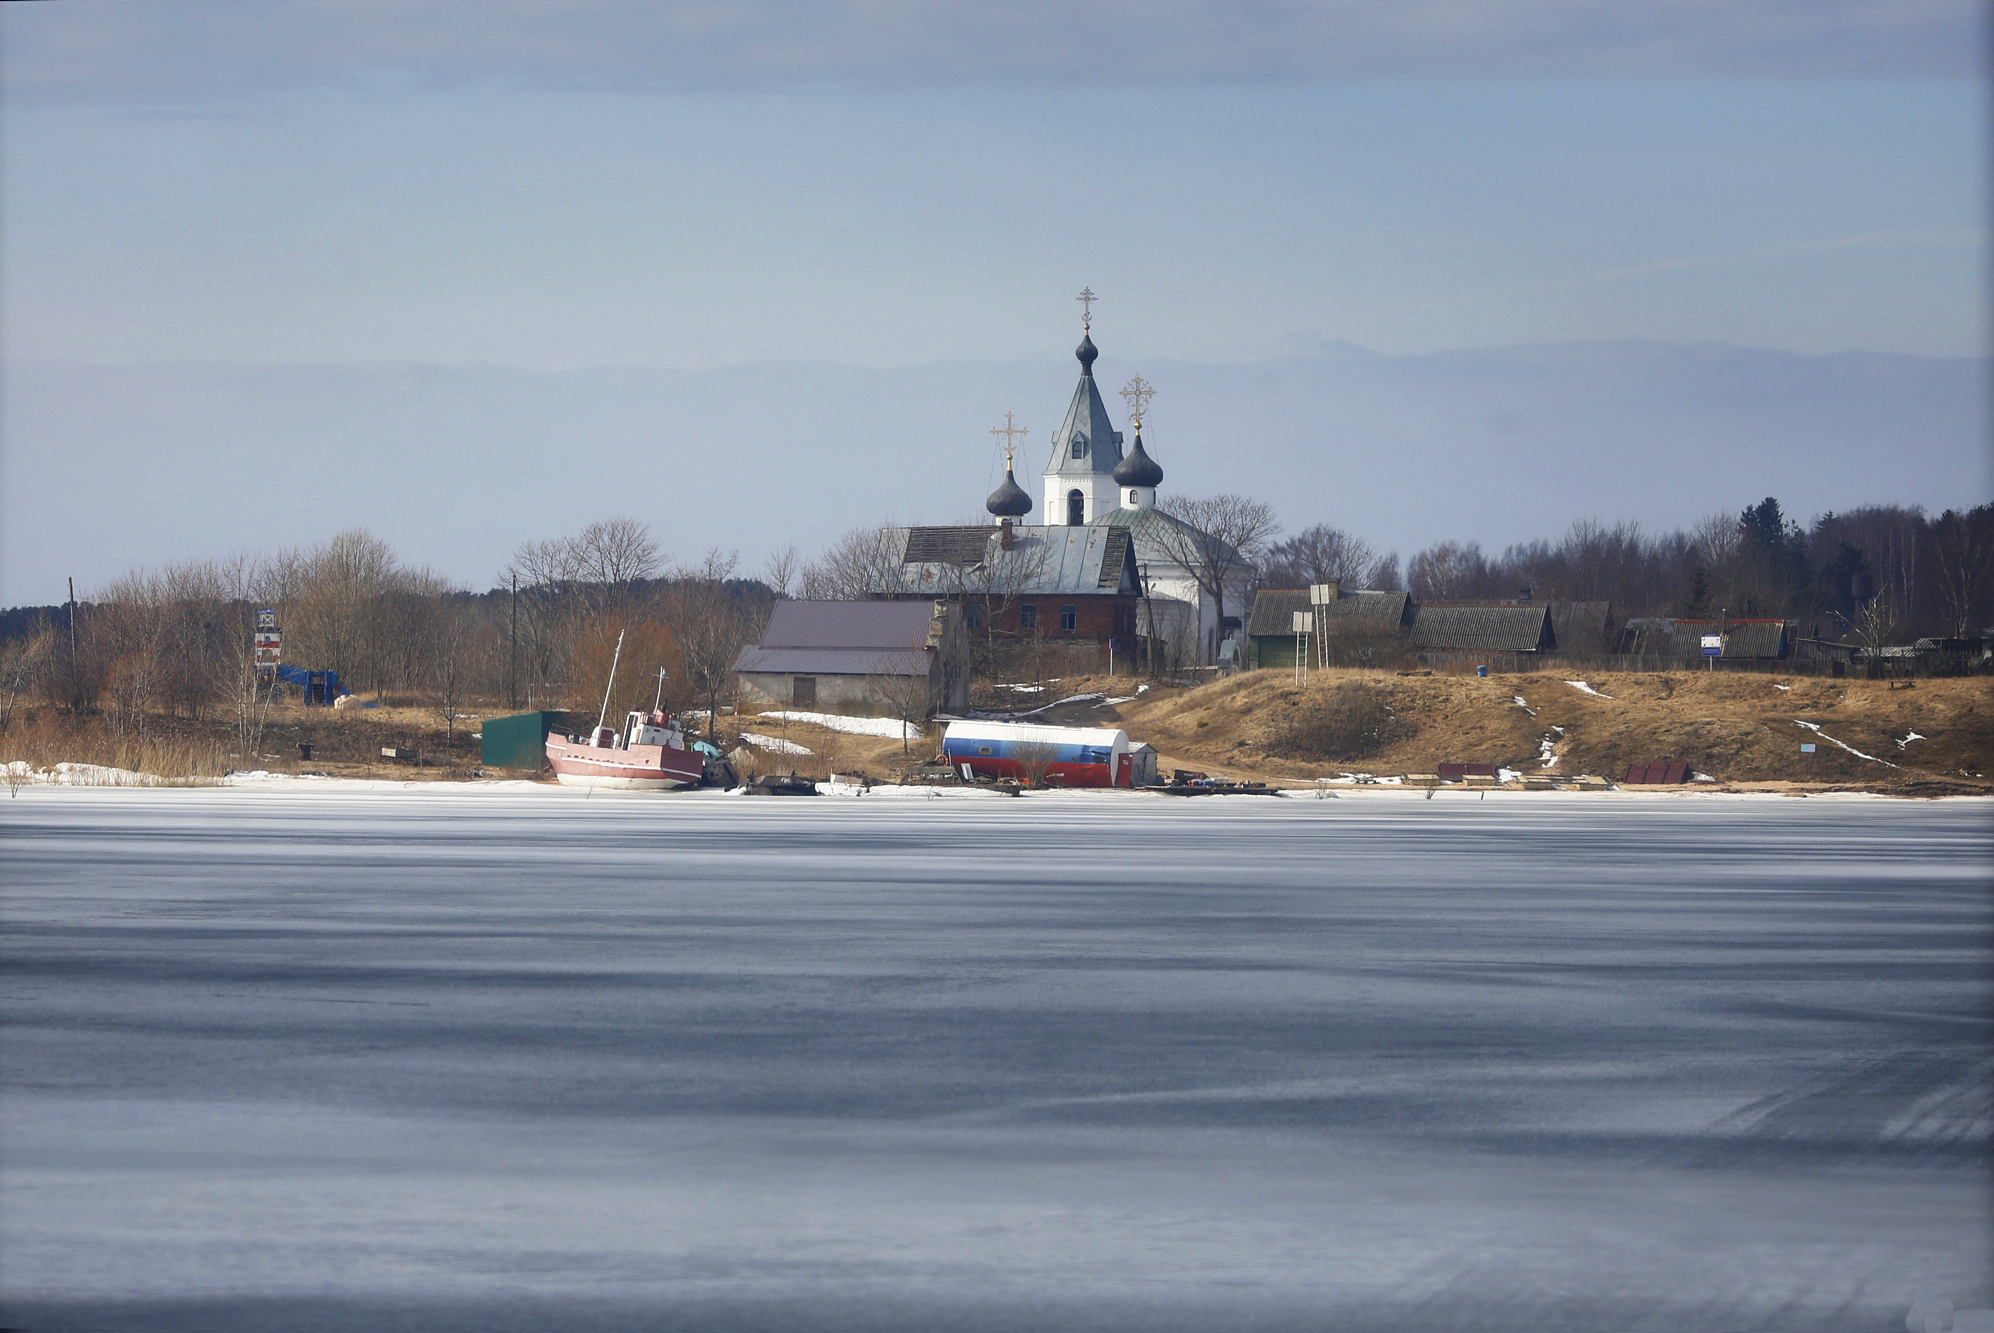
[3,787,1989,1332]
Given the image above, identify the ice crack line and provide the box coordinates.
[1794,720,1896,767]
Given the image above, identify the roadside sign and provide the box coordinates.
[1701,634,1723,657]
[254,609,282,672]
[1292,611,1314,633]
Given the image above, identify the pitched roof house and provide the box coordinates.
[734,600,969,715]
[1246,586,1414,668]
[1622,617,1794,660]
[1409,603,1556,653]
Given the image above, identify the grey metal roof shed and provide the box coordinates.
[734,599,971,716]
[1409,604,1556,653]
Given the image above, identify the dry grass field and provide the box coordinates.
[1099,668,1991,793]
[727,667,1990,795]
[4,668,1988,794]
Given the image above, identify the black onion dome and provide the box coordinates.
[1113,430,1164,487]
[985,465,1033,518]
[1075,330,1098,375]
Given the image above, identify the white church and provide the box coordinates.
[873,301,1252,668]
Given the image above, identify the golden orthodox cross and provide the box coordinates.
[1119,374,1154,429]
[989,411,1030,466]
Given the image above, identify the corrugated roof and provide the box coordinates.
[1409,604,1554,652]
[1548,601,1614,651]
[1650,618,1792,659]
[735,646,932,677]
[902,527,991,566]
[882,527,1137,597]
[757,599,938,650]
[1247,589,1411,638]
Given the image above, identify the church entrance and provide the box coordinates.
[1067,489,1085,526]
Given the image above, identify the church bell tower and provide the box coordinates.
[1042,289,1125,525]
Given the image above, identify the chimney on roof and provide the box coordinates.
[999,520,1015,550]
[1325,579,1339,598]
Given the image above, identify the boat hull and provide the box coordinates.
[545,734,704,790]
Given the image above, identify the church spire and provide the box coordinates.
[1042,290,1125,524]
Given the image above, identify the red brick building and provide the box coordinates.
[874,523,1142,662]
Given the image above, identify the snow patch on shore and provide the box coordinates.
[1564,681,1614,700]
[3,760,188,787]
[756,711,920,739]
[739,733,813,755]
[1795,720,1896,767]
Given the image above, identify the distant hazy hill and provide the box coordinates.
[3,341,1984,605]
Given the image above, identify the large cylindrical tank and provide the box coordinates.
[941,720,1132,787]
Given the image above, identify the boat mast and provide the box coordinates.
[652,666,668,713]
[597,629,625,731]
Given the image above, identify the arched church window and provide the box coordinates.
[1066,489,1085,526]
[1129,490,1139,504]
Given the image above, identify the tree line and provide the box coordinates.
[0,521,776,746]
[2,496,1988,743]
[1262,499,1994,646]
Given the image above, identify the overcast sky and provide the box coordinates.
[1,0,1987,603]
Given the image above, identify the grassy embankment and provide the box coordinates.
[4,671,1987,794]
[738,669,1992,795]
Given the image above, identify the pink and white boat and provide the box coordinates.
[545,710,705,789]
[543,628,706,789]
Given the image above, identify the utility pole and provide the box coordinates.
[66,577,78,709]
[508,572,519,710]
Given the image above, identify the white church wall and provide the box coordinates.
[1043,472,1118,526]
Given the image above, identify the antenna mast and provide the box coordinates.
[597,630,626,731]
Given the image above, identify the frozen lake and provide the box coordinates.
[3,785,1989,1331]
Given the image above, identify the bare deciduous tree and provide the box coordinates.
[801,525,908,601]
[572,518,664,612]
[664,549,758,742]
[1407,540,1490,602]
[1929,505,1994,638]
[426,595,481,744]
[1261,524,1376,590]
[1150,495,1280,661]
[500,518,668,707]
[1012,738,1056,788]
[761,543,803,600]
[866,655,933,757]
[0,625,56,733]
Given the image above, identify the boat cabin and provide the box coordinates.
[589,711,687,751]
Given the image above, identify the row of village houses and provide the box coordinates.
[734,307,1982,717]
[732,573,1858,720]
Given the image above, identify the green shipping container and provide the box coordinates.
[481,711,570,770]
